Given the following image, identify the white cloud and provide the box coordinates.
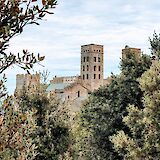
[3,0,160,93]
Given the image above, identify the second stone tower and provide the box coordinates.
[81,44,104,91]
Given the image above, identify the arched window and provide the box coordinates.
[94,74,96,79]
[83,66,85,71]
[87,57,89,62]
[94,66,96,71]
[83,57,86,62]
[99,74,101,79]
[98,57,100,62]
[83,75,85,80]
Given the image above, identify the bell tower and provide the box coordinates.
[81,44,104,91]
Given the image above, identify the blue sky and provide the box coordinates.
[3,0,160,94]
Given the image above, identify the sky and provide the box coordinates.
[3,0,160,94]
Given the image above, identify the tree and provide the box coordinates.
[72,53,152,160]
[0,0,57,159]
[149,31,160,60]
[0,0,57,74]
[17,83,71,160]
[110,61,160,159]
[0,96,37,160]
[0,0,57,98]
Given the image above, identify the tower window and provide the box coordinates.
[94,57,96,62]
[94,74,96,79]
[87,74,89,79]
[87,56,89,62]
[87,65,89,71]
[98,57,100,62]
[83,75,85,80]
[99,74,101,79]
[99,66,101,71]
[78,91,80,97]
[94,66,96,71]
[83,66,85,71]
[84,57,86,62]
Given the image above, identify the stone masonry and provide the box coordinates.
[15,44,141,110]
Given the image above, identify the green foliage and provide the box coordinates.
[149,31,160,59]
[0,74,7,98]
[0,0,57,99]
[72,97,115,160]
[73,53,152,159]
[0,1,59,159]
[0,96,37,160]
[110,61,160,159]
[0,0,57,74]
[17,85,71,160]
[120,53,152,78]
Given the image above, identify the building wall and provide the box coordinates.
[15,44,143,112]
[50,76,79,84]
[80,44,104,91]
[64,83,89,101]
[16,74,40,91]
[103,76,113,86]
[122,45,141,59]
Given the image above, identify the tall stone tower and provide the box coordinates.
[81,44,104,91]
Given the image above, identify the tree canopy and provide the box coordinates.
[0,1,61,159]
[110,61,160,159]
[72,53,152,159]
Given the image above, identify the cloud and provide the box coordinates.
[4,0,160,94]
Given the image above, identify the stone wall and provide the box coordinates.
[16,73,40,91]
[81,44,104,91]
[64,83,89,101]
[50,76,79,84]
[122,45,141,59]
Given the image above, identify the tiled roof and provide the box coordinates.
[46,83,71,92]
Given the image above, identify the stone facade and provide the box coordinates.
[81,44,104,91]
[122,45,141,59]
[103,77,113,86]
[15,73,40,93]
[15,44,142,110]
[64,83,89,100]
[50,76,79,84]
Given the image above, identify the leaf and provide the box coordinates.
[38,56,45,61]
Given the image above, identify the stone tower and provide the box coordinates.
[81,44,104,91]
[122,45,141,59]
[16,73,40,92]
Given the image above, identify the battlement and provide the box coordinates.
[16,73,40,78]
[16,73,40,91]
